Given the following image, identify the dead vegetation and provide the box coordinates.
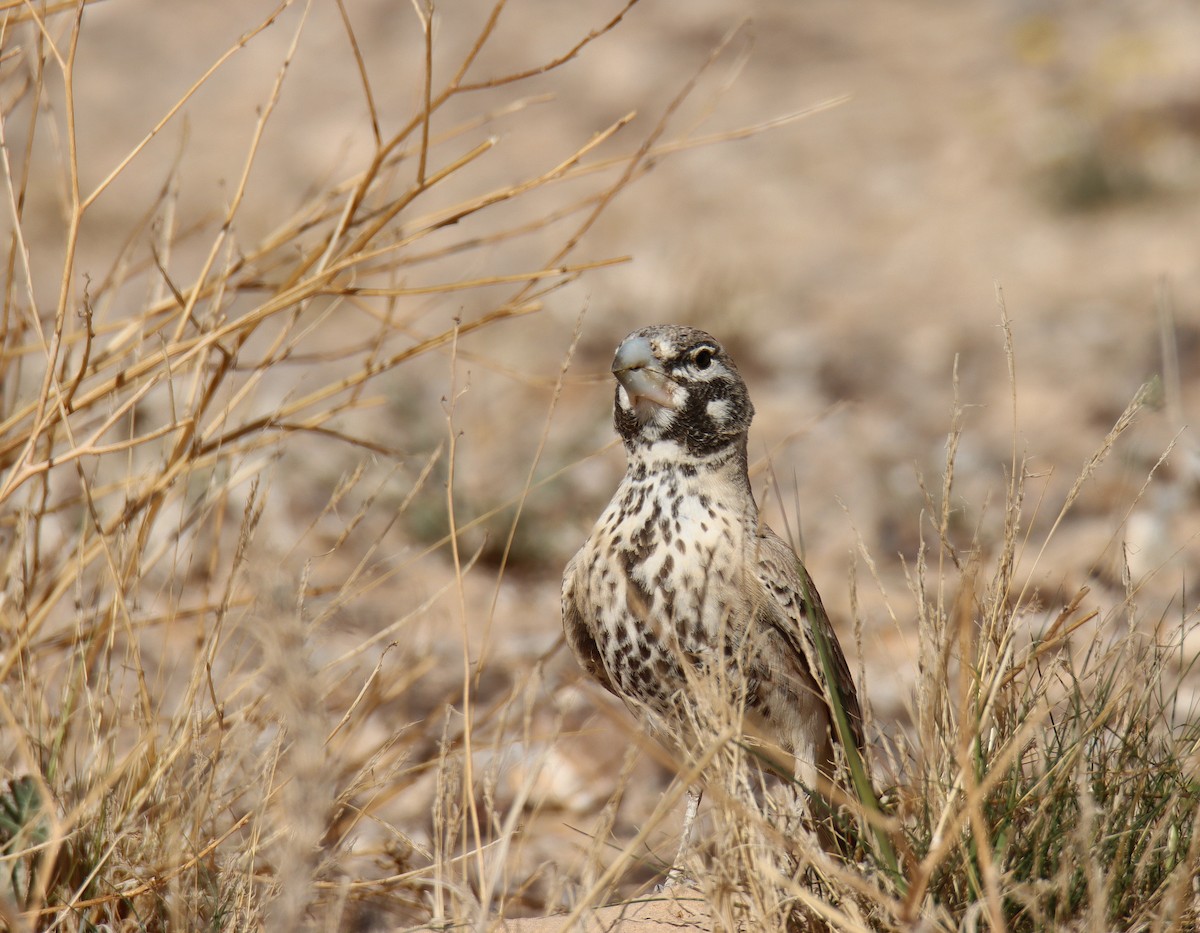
[0,2,1196,931]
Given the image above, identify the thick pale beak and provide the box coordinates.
[612,335,677,413]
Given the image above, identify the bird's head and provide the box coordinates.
[611,325,754,458]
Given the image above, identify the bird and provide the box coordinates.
[561,324,864,873]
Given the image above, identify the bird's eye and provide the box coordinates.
[692,347,715,370]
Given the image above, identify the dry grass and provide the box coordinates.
[539,311,1199,933]
[0,2,1197,931]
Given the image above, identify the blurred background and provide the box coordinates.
[5,0,1199,921]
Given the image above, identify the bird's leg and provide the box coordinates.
[663,786,702,887]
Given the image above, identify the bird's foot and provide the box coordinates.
[658,866,687,891]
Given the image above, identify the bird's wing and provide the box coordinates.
[753,529,865,753]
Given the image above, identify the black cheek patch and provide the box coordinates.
[665,378,741,455]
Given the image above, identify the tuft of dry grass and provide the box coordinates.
[0,0,654,927]
[0,1,835,929]
[1,3,1196,932]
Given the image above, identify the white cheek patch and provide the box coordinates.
[706,398,732,425]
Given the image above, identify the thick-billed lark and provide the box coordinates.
[562,324,863,872]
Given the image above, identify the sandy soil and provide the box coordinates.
[10,0,1200,928]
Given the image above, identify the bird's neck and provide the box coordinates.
[623,439,756,512]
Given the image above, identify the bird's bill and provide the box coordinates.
[615,365,676,411]
[612,334,679,417]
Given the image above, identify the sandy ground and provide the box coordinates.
[9,0,1200,928]
[495,887,713,933]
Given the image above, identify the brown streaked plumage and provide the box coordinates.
[561,324,863,867]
